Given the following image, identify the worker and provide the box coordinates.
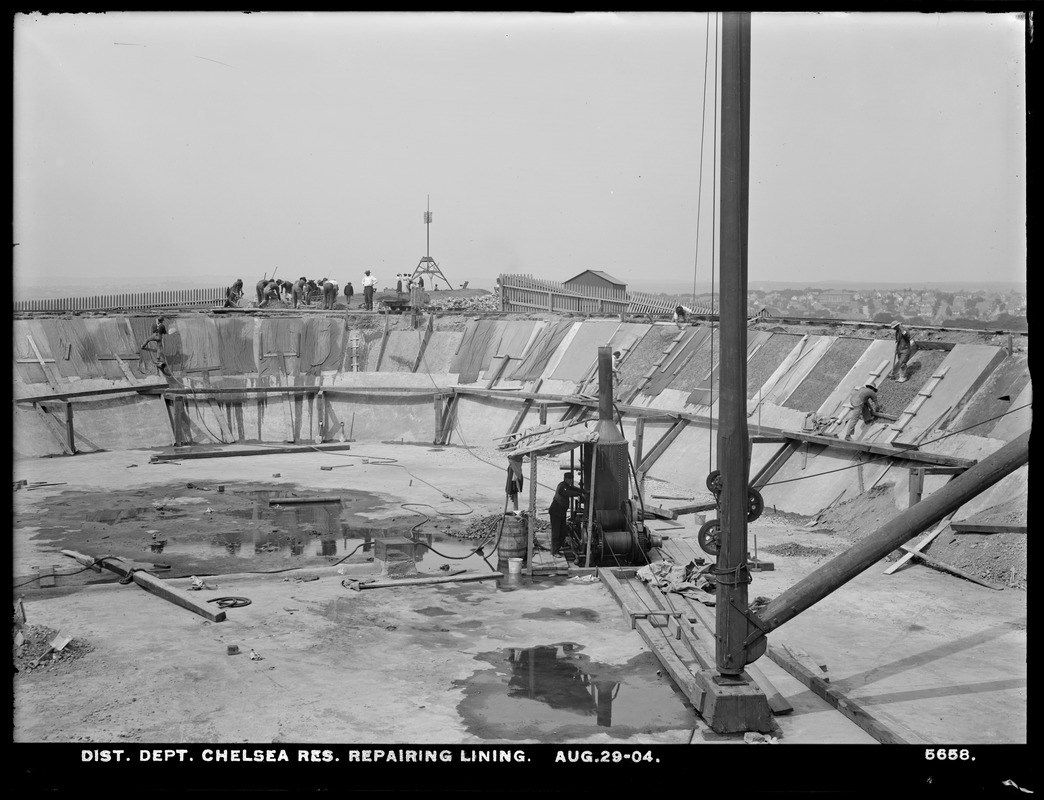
[362,269,377,311]
[674,305,687,328]
[345,282,354,307]
[548,472,584,557]
[842,383,881,441]
[890,321,915,383]
[322,278,339,309]
[505,456,524,513]
[224,279,243,308]
[139,316,170,375]
[259,280,280,308]
[396,274,403,295]
[255,278,268,306]
[417,275,425,290]
[292,277,307,309]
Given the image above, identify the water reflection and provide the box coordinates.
[506,644,621,727]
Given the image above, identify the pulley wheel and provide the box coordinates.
[747,487,765,522]
[705,470,723,495]
[697,519,721,556]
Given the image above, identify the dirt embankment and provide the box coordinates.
[814,484,1026,589]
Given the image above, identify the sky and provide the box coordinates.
[13,11,1027,295]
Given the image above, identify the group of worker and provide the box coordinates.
[221,269,411,312]
[840,320,916,440]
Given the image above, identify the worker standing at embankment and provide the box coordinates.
[890,321,915,383]
[362,270,376,310]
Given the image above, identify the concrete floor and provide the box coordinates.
[12,443,1027,744]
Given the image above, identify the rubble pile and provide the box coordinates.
[13,625,94,675]
[429,291,500,313]
[452,513,551,541]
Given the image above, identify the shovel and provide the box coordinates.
[31,631,72,667]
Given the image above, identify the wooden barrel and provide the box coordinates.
[497,514,527,567]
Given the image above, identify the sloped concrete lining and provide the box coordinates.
[13,405,70,458]
[759,444,893,516]
[888,344,1007,445]
[814,338,895,419]
[782,336,872,412]
[947,353,1029,436]
[913,432,1012,511]
[951,464,1028,523]
[745,333,805,401]
[758,335,836,407]
[416,330,466,376]
[67,394,174,451]
[324,389,438,443]
[444,394,522,448]
[378,330,424,373]
[537,321,582,382]
[547,320,621,381]
[983,380,1032,442]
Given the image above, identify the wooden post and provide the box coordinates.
[715,11,756,676]
[584,447,598,568]
[527,456,538,576]
[908,467,925,507]
[64,402,76,454]
[634,417,646,505]
[539,404,547,425]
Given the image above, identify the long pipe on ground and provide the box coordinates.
[755,430,1029,638]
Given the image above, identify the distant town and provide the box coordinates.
[676,286,1028,330]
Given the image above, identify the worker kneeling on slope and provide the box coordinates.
[842,383,883,441]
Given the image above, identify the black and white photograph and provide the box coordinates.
[12,10,1030,792]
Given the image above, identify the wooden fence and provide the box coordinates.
[498,273,629,315]
[498,273,712,317]
[13,287,227,313]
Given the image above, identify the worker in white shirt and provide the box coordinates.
[362,270,377,311]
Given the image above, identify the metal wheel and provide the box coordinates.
[706,470,723,494]
[747,487,765,522]
[697,519,721,556]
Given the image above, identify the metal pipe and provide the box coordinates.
[756,430,1029,636]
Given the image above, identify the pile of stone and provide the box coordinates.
[430,292,501,313]
[452,513,550,541]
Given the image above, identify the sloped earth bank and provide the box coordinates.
[814,484,1027,589]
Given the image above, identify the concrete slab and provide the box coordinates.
[759,445,891,516]
[986,381,1032,442]
[758,335,836,407]
[548,321,621,381]
[889,344,1006,446]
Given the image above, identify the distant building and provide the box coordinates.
[563,270,627,295]
[817,290,855,307]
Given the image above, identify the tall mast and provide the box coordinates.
[715,11,763,675]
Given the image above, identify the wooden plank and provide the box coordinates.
[598,572,707,711]
[743,662,794,715]
[951,522,1026,534]
[269,495,344,505]
[766,644,929,744]
[898,545,1005,590]
[33,404,74,455]
[62,550,226,623]
[883,512,955,575]
[751,442,798,490]
[150,443,353,462]
[637,419,690,474]
[15,382,171,403]
[669,502,716,517]
[355,571,503,590]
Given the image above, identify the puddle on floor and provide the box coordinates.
[28,486,493,576]
[455,642,695,740]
